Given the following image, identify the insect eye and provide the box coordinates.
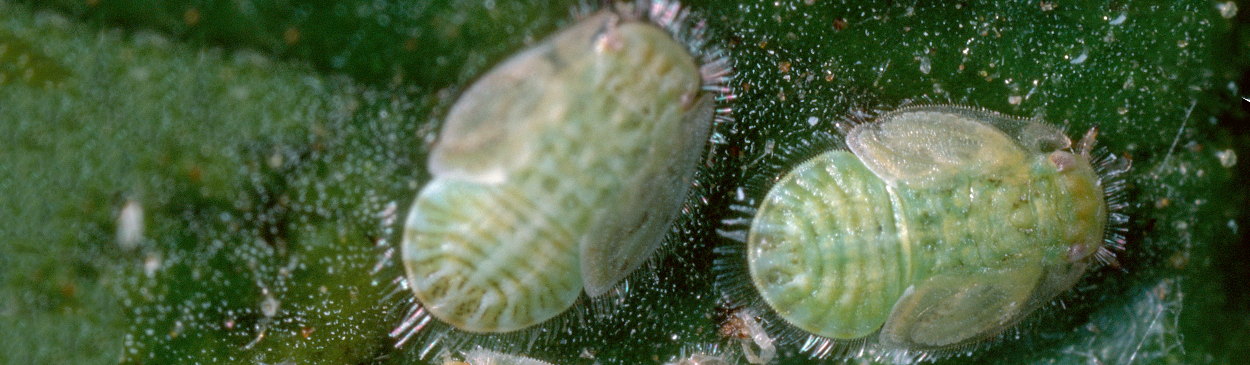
[1050,151,1078,171]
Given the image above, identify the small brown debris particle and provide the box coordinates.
[284,27,301,45]
[184,8,201,26]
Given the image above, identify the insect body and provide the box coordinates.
[744,105,1113,351]
[402,6,717,334]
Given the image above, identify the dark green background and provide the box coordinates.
[1,0,1247,364]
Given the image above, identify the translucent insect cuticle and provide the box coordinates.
[393,0,733,355]
[717,104,1129,362]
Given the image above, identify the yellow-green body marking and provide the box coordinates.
[403,9,713,333]
[747,105,1107,349]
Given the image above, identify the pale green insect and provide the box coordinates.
[440,349,555,365]
[402,8,714,333]
[747,105,1108,350]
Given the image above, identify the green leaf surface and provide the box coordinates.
[1,0,1247,364]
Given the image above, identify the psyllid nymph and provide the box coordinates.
[397,0,731,337]
[717,104,1129,360]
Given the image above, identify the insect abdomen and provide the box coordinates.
[748,150,911,339]
[404,179,584,333]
